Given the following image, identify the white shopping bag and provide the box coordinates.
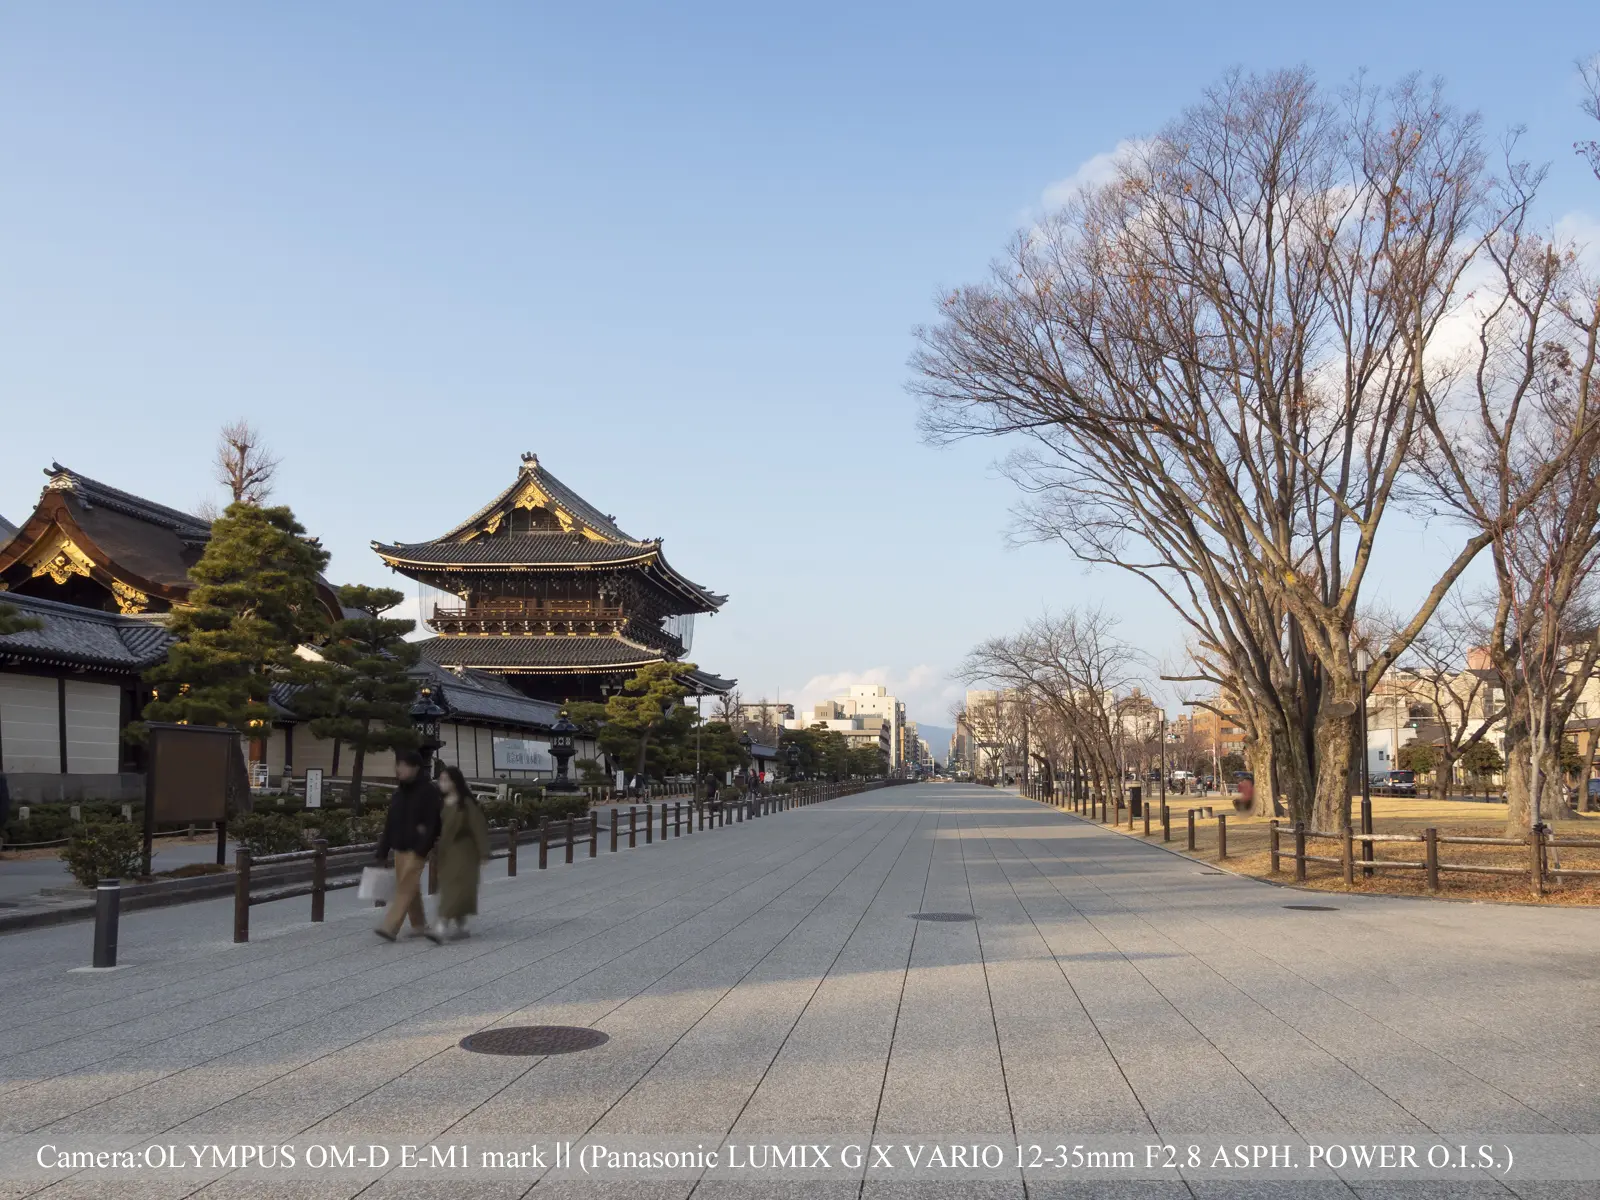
[358,866,395,902]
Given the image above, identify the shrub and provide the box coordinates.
[61,822,146,886]
[231,812,307,856]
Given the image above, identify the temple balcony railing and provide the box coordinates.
[428,612,630,637]
[432,601,624,621]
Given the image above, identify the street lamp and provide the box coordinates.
[784,741,801,782]
[409,687,444,776]
[738,730,754,787]
[547,710,578,792]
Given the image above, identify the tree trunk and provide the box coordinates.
[1437,754,1454,801]
[349,742,367,808]
[634,734,651,787]
[1244,735,1277,819]
[1576,736,1595,813]
[1311,710,1357,833]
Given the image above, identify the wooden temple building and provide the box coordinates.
[373,452,733,703]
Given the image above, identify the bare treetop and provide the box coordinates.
[215,419,281,506]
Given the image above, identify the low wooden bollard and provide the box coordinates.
[1217,815,1227,861]
[564,817,575,864]
[234,848,251,943]
[661,802,669,840]
[589,811,598,857]
[1143,803,1151,837]
[1161,804,1171,843]
[1186,809,1196,851]
[1269,820,1280,873]
[673,802,681,837]
[1341,825,1353,886]
[610,809,619,853]
[539,818,549,869]
[1531,824,1545,898]
[646,804,654,844]
[1294,822,1307,882]
[1424,827,1439,892]
[1360,796,1374,878]
[629,805,637,848]
[508,820,519,875]
[311,839,327,922]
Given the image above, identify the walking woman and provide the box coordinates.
[433,765,490,940]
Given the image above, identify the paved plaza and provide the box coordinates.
[3,783,1600,1198]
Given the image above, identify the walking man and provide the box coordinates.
[375,750,443,943]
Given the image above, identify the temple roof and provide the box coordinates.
[372,533,659,568]
[0,591,175,674]
[372,452,727,610]
[414,633,734,693]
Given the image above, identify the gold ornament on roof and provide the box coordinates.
[110,580,150,614]
[27,532,95,585]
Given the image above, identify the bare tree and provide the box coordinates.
[215,419,281,506]
[915,68,1591,830]
[1386,598,1498,800]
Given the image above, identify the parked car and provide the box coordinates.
[1372,769,1417,797]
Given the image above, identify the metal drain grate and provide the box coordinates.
[910,912,978,922]
[459,1026,609,1056]
[1283,904,1338,912]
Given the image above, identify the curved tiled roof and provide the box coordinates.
[0,592,175,672]
[46,463,212,543]
[414,633,668,672]
[432,453,634,543]
[372,534,656,568]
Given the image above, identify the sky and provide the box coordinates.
[2,2,1596,750]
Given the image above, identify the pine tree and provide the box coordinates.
[143,503,330,732]
[297,585,420,804]
[568,661,696,782]
[0,602,42,636]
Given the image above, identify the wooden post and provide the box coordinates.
[610,809,619,853]
[589,811,598,858]
[1361,795,1374,878]
[1186,808,1196,851]
[1294,822,1307,882]
[1269,820,1279,873]
[233,848,251,943]
[674,802,681,837]
[629,805,637,848]
[662,802,669,840]
[1217,814,1227,861]
[565,817,575,864]
[1531,824,1545,898]
[1424,827,1439,893]
[507,820,518,875]
[1161,803,1171,842]
[539,818,549,869]
[311,839,327,922]
[646,803,654,844]
[1341,825,1353,886]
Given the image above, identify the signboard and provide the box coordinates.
[304,767,324,809]
[142,723,248,874]
[492,736,553,773]
[616,769,626,791]
[249,762,270,791]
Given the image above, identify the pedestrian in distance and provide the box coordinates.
[375,750,443,943]
[431,765,489,941]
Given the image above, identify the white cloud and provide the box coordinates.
[1040,139,1146,211]
[770,664,965,729]
[1556,209,1600,271]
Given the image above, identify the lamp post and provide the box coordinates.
[738,730,754,789]
[547,710,578,792]
[784,741,801,782]
[409,687,444,777]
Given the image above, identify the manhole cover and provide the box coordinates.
[459,1026,609,1056]
[1283,904,1338,912]
[910,912,978,922]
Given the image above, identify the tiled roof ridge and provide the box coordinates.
[46,463,212,539]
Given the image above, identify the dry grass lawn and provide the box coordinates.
[1056,793,1600,906]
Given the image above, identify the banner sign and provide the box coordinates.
[493,736,553,773]
[304,767,323,809]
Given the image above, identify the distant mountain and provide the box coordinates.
[913,724,955,761]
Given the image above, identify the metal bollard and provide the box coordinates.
[590,811,598,857]
[93,878,121,967]
[311,839,327,922]
[233,849,251,943]
[508,820,519,876]
[610,808,619,853]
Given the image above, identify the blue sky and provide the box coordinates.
[2,2,1596,743]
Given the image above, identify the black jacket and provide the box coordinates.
[376,775,443,859]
